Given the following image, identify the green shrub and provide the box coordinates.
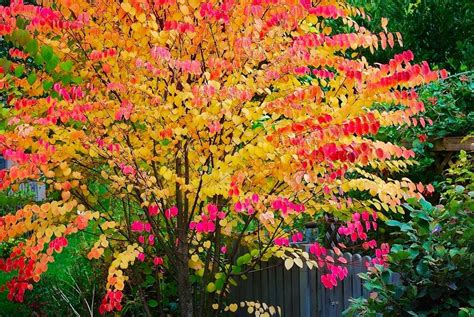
[350,0,474,72]
[344,152,474,316]
[375,72,473,186]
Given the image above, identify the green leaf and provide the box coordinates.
[419,199,433,212]
[206,282,216,293]
[413,211,431,221]
[449,249,460,257]
[386,220,412,231]
[25,39,38,56]
[11,29,30,46]
[458,310,469,317]
[455,185,465,194]
[406,197,419,206]
[215,278,225,291]
[45,55,59,72]
[148,299,158,308]
[408,247,420,258]
[160,139,170,146]
[415,261,430,277]
[43,80,53,91]
[390,250,410,261]
[16,17,27,29]
[59,60,73,72]
[72,76,83,84]
[390,244,404,253]
[14,65,25,77]
[145,275,155,284]
[41,45,53,61]
[250,249,259,257]
[27,72,37,85]
[0,58,11,73]
[231,265,241,274]
[236,253,251,266]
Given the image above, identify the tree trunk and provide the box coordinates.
[175,149,193,316]
[176,240,193,317]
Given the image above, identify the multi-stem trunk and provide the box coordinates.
[175,150,194,317]
[176,239,193,317]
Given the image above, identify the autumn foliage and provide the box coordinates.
[0,0,444,315]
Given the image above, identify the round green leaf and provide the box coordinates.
[25,39,38,56]
[41,45,53,61]
[215,278,225,291]
[43,80,53,91]
[148,299,158,308]
[206,282,216,293]
[27,73,37,85]
[14,65,25,77]
[60,60,73,72]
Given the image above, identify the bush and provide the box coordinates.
[350,0,474,72]
[344,152,474,316]
[375,72,473,186]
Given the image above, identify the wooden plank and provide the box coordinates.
[334,276,344,316]
[0,157,6,170]
[402,136,474,152]
[308,263,318,317]
[361,256,372,298]
[256,264,263,305]
[343,253,353,310]
[267,261,277,310]
[261,261,269,303]
[283,264,292,316]
[317,268,324,317]
[351,254,363,299]
[432,137,474,152]
[275,261,284,315]
[233,251,390,316]
[302,244,318,317]
[299,265,310,317]
[291,266,300,316]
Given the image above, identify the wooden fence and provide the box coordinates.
[232,245,400,316]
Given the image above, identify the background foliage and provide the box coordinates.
[344,151,474,317]
[349,0,474,72]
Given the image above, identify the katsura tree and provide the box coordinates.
[0,0,445,315]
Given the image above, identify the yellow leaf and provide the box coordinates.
[180,5,190,15]
[63,167,71,176]
[61,191,71,201]
[381,17,388,33]
[229,303,238,312]
[294,258,303,268]
[121,1,131,13]
[284,258,294,270]
[45,228,53,238]
[89,148,98,158]
[206,282,216,293]
[189,0,200,9]
[137,13,146,23]
[269,306,276,315]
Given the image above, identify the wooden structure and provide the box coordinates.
[232,247,400,316]
[430,136,473,152]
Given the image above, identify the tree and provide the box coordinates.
[0,0,444,315]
